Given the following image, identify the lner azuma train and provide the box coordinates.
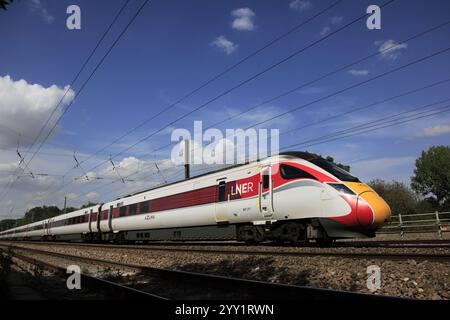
[0,152,391,245]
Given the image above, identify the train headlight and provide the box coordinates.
[327,183,356,195]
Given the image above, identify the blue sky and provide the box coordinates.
[0,0,449,216]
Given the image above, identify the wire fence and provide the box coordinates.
[378,211,450,238]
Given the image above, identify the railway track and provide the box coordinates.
[2,239,450,249]
[2,240,450,262]
[0,247,166,300]
[0,243,406,300]
[337,239,450,248]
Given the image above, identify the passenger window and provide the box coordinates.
[140,201,149,214]
[119,206,127,217]
[218,181,226,202]
[129,204,137,215]
[263,174,270,189]
[280,164,317,180]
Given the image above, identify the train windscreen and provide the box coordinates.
[309,158,360,182]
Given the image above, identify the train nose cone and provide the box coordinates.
[358,191,391,226]
[345,182,391,227]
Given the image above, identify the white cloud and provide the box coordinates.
[376,40,408,60]
[348,69,369,76]
[414,124,450,137]
[66,193,79,201]
[231,8,255,31]
[29,0,54,24]
[86,192,99,200]
[97,156,146,180]
[289,0,311,12]
[0,75,75,149]
[330,16,344,25]
[320,26,331,37]
[320,16,343,37]
[211,36,238,55]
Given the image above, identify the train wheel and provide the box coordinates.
[237,225,264,244]
[279,222,305,244]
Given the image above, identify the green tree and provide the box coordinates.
[80,202,98,209]
[23,206,61,224]
[63,207,79,214]
[0,219,17,232]
[411,145,450,208]
[369,179,418,215]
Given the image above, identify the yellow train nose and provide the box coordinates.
[345,182,391,226]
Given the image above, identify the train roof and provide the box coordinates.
[279,151,321,161]
[117,151,321,199]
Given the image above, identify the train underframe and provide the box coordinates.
[8,218,374,246]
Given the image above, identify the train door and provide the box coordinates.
[46,219,52,237]
[259,165,273,218]
[97,205,102,233]
[88,209,93,233]
[108,205,113,232]
[214,179,229,223]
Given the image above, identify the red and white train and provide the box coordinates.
[0,152,391,245]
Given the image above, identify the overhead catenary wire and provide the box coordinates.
[280,104,450,152]
[7,15,445,175]
[0,0,150,202]
[243,46,450,130]
[60,0,344,174]
[28,74,450,189]
[152,18,450,153]
[61,96,450,200]
[236,78,450,153]
[50,0,397,198]
[56,97,450,205]
[278,78,450,137]
[157,44,450,166]
[9,95,450,216]
[39,0,347,203]
[0,0,132,198]
[45,13,450,204]
[194,46,450,159]
[45,41,450,206]
[10,0,450,214]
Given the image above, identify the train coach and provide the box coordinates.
[0,152,391,245]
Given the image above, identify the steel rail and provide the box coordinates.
[0,247,166,300]
[3,241,450,262]
[337,239,450,248]
[3,238,450,249]
[0,244,407,300]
